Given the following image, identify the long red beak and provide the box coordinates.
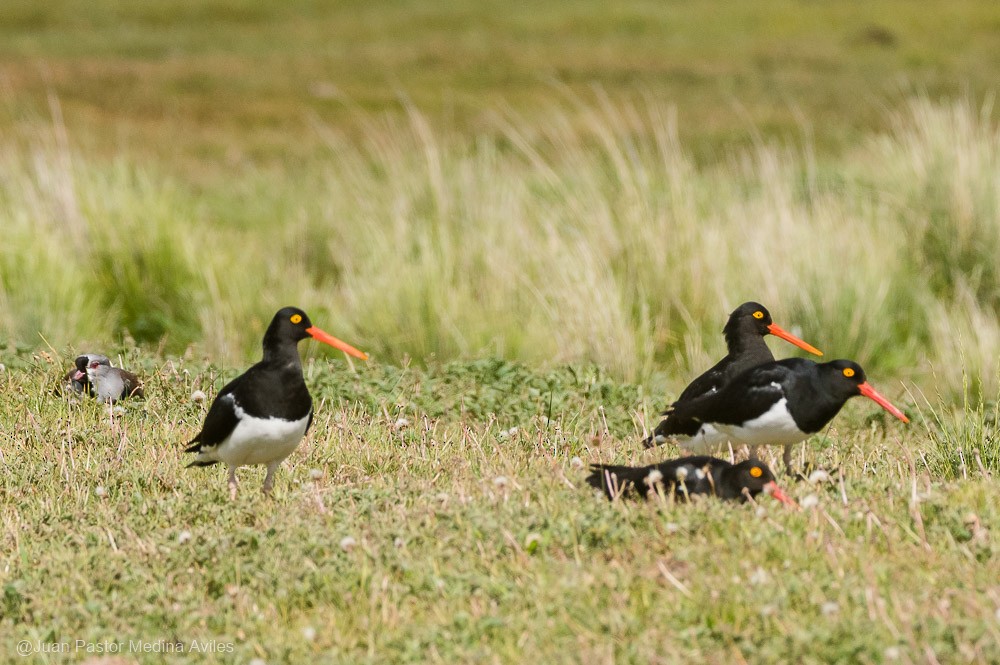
[858,382,909,423]
[764,481,797,507]
[766,323,823,357]
[306,326,369,360]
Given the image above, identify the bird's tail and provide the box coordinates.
[586,464,654,500]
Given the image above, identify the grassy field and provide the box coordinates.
[2,1,1000,663]
[1,355,998,663]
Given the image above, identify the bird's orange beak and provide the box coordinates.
[766,323,823,357]
[765,481,797,507]
[858,382,909,423]
[306,326,369,360]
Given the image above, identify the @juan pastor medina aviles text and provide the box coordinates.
[16,639,235,656]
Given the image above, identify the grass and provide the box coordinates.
[2,0,1000,169]
[2,1,1000,662]
[3,95,1000,398]
[1,354,997,663]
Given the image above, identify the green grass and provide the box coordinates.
[1,355,997,663]
[2,0,1000,169]
[2,2,1000,662]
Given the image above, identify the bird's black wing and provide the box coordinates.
[185,373,246,452]
[673,366,724,405]
[670,360,800,427]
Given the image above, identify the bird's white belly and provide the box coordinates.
[676,424,729,453]
[717,398,805,447]
[216,413,309,466]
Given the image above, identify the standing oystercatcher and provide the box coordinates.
[587,456,795,506]
[653,358,909,472]
[185,306,368,499]
[645,302,822,450]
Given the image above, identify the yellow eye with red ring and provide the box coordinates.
[750,466,763,478]
[290,314,303,324]
[843,368,855,378]
[753,311,764,320]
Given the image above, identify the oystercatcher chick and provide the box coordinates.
[654,358,909,473]
[587,456,795,505]
[185,307,368,499]
[645,302,822,450]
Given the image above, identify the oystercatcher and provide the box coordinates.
[653,358,909,472]
[645,302,822,450]
[185,306,368,499]
[587,456,795,505]
[63,353,110,396]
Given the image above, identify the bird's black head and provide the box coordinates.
[820,360,868,398]
[726,301,773,337]
[726,459,795,505]
[819,360,910,423]
[265,306,315,345]
[724,301,823,356]
[728,459,776,495]
[262,306,369,362]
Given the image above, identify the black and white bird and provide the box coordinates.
[652,358,909,472]
[645,302,822,451]
[185,306,368,499]
[587,456,795,506]
[64,354,143,402]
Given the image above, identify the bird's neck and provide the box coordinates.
[262,343,303,370]
[724,325,769,357]
[715,466,746,501]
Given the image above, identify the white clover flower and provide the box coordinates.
[94,486,107,498]
[177,530,192,544]
[191,390,207,403]
[749,567,769,586]
[394,417,410,429]
[493,476,509,488]
[808,469,830,484]
[801,494,820,509]
[302,626,316,642]
[570,456,584,470]
[645,469,664,486]
[339,536,357,552]
[309,468,324,480]
[820,601,839,616]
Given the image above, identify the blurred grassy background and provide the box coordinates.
[1,0,999,396]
